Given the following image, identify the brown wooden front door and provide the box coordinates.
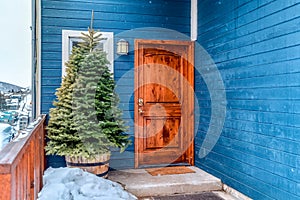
[134,40,194,168]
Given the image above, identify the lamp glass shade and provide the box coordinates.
[117,39,128,55]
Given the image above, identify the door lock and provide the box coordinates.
[138,108,144,114]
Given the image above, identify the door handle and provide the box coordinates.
[138,98,144,106]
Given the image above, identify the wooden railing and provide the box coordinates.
[0,115,46,200]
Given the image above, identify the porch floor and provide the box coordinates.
[108,166,223,198]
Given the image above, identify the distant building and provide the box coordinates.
[0,113,14,125]
[6,102,19,111]
[11,95,22,103]
[19,115,29,130]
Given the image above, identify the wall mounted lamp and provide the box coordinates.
[117,39,129,55]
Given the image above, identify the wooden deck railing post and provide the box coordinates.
[0,115,46,200]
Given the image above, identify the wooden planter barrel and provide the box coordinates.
[65,153,110,178]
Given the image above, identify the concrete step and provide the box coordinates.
[108,166,222,197]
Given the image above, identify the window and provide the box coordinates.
[62,30,114,77]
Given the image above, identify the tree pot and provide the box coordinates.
[65,153,110,178]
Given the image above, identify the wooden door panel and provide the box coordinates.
[135,40,194,168]
[142,56,181,104]
[144,83,179,103]
[144,117,181,149]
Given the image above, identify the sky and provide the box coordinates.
[0,1,31,87]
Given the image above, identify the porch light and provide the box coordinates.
[117,39,129,55]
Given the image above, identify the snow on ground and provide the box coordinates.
[38,167,137,200]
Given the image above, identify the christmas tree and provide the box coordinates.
[46,19,130,158]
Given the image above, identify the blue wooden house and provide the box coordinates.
[32,0,300,199]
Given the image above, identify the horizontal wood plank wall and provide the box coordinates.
[41,0,191,169]
[0,115,46,200]
[195,0,300,199]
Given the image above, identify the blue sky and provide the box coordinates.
[0,1,31,87]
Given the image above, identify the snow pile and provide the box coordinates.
[38,167,137,200]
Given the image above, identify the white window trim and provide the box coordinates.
[62,30,114,77]
[35,0,42,118]
[191,0,198,41]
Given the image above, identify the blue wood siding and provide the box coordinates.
[195,0,300,199]
[41,0,191,169]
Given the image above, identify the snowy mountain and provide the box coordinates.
[0,81,24,93]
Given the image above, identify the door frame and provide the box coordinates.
[134,39,194,168]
